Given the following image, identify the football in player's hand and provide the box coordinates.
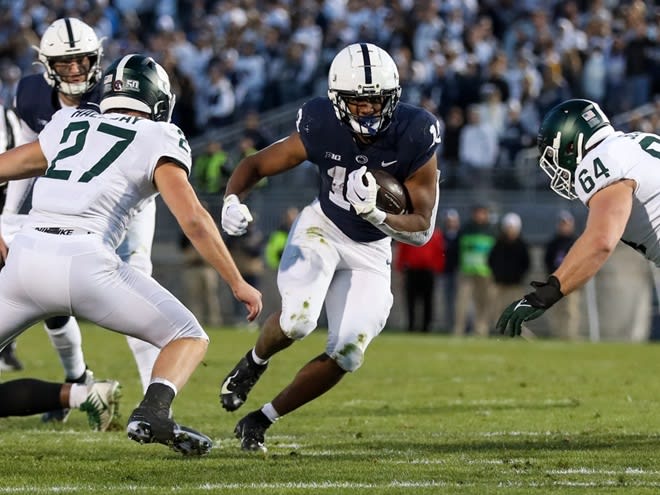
[371,169,409,215]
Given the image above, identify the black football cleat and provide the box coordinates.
[127,405,212,456]
[220,353,268,412]
[0,342,23,372]
[234,410,272,453]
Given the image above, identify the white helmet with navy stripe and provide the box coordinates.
[100,54,175,123]
[328,43,401,136]
[36,17,103,96]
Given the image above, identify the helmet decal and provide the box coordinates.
[100,54,175,122]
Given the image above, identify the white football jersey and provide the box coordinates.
[576,131,660,265]
[27,108,191,249]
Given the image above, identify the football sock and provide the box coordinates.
[141,382,176,412]
[125,336,159,393]
[0,379,61,417]
[43,317,86,381]
[261,402,279,423]
[250,348,268,366]
[68,383,89,408]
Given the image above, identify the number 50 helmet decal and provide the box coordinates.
[100,54,175,123]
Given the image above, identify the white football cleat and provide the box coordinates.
[80,380,121,432]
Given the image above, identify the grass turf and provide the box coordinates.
[1,323,660,494]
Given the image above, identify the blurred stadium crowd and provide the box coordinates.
[0,1,658,341]
[0,0,657,145]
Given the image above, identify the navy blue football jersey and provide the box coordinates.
[296,97,441,242]
[14,74,101,134]
[9,74,101,214]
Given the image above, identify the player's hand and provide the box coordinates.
[221,194,253,236]
[496,298,546,337]
[232,280,263,322]
[496,276,563,337]
[346,166,378,215]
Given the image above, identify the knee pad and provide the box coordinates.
[332,343,365,372]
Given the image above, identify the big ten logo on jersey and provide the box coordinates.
[325,151,341,162]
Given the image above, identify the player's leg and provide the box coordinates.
[116,199,160,393]
[0,378,120,431]
[404,270,416,331]
[420,270,435,332]
[0,340,23,371]
[70,245,211,455]
[220,204,339,413]
[43,316,86,382]
[233,236,393,452]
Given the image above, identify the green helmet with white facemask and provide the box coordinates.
[537,99,615,199]
[100,54,175,123]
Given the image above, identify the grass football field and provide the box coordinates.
[1,323,660,494]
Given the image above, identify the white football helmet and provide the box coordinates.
[36,18,103,96]
[328,43,401,136]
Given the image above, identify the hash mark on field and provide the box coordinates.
[6,480,660,493]
[547,467,660,475]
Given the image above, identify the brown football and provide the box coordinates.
[371,169,409,214]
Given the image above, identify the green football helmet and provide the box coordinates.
[537,99,614,199]
[100,54,175,122]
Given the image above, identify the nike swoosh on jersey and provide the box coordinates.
[381,160,397,167]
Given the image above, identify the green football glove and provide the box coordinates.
[496,276,564,337]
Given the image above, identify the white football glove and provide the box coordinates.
[346,166,378,214]
[221,194,253,236]
[346,166,386,225]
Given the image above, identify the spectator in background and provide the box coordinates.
[439,106,464,189]
[488,212,530,325]
[179,232,223,327]
[192,141,232,195]
[623,13,654,110]
[243,110,274,151]
[226,221,266,326]
[394,229,445,333]
[453,204,496,337]
[497,100,535,189]
[440,209,460,332]
[458,104,499,190]
[199,59,236,129]
[265,207,299,271]
[544,210,581,340]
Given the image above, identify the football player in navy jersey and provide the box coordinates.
[0,104,22,371]
[219,43,442,452]
[0,18,160,422]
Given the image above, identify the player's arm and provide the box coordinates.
[154,159,262,321]
[553,179,635,295]
[225,131,308,198]
[0,141,48,183]
[222,131,307,236]
[387,156,438,233]
[348,156,439,246]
